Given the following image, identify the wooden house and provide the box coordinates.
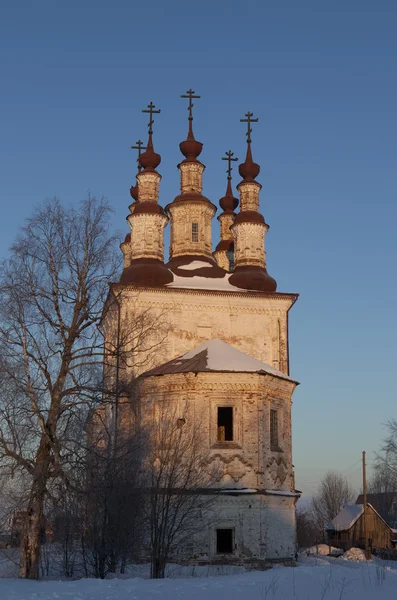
[356,493,397,529]
[327,503,397,552]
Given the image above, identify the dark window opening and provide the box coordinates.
[226,249,235,272]
[218,407,233,441]
[216,528,234,554]
[192,222,199,242]
[270,409,278,448]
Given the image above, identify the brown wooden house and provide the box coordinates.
[327,503,397,552]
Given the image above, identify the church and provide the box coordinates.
[106,90,300,564]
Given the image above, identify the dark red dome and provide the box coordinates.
[139,134,161,170]
[219,179,238,212]
[239,143,260,181]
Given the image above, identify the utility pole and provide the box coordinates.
[362,450,370,559]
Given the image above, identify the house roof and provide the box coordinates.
[141,338,298,383]
[356,493,397,528]
[328,502,397,533]
[328,505,364,531]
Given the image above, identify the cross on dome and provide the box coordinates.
[142,101,161,135]
[240,111,259,144]
[180,88,201,121]
[131,139,147,173]
[222,150,238,180]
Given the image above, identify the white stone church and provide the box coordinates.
[106,94,300,563]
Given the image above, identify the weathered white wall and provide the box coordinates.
[111,285,296,377]
[138,372,295,492]
[175,493,297,562]
[110,284,299,564]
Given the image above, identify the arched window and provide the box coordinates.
[191,222,199,242]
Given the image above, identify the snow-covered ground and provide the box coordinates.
[1,555,397,600]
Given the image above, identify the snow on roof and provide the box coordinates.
[219,489,258,494]
[264,489,301,497]
[142,338,298,383]
[328,505,364,531]
[166,273,247,292]
[176,260,214,271]
[219,489,300,496]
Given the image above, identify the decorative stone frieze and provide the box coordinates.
[168,202,215,258]
[126,213,168,261]
[238,181,261,212]
[136,171,161,203]
[232,221,268,267]
[180,162,205,193]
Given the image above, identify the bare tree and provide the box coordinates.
[0,196,120,579]
[80,409,146,579]
[140,400,219,579]
[296,504,318,549]
[310,471,355,541]
[367,420,397,527]
[375,420,397,489]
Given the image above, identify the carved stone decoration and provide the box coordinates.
[232,221,268,267]
[168,202,215,258]
[180,162,205,193]
[219,214,234,240]
[267,456,288,486]
[127,213,168,261]
[214,251,230,271]
[238,181,261,212]
[209,453,252,483]
[227,456,248,482]
[136,171,161,203]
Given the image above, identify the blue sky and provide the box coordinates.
[1,1,396,497]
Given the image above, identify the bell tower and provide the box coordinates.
[166,90,218,269]
[120,102,172,286]
[229,112,277,292]
[214,150,239,272]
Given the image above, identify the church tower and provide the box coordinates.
[229,112,277,292]
[120,103,172,286]
[165,90,225,278]
[107,92,300,565]
[214,151,239,272]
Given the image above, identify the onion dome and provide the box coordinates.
[130,184,138,202]
[179,120,203,163]
[239,142,260,181]
[139,133,161,171]
[220,178,239,213]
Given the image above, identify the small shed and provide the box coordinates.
[327,503,397,551]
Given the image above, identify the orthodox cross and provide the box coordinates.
[240,111,259,143]
[181,88,201,120]
[131,140,147,172]
[142,101,161,134]
[222,150,238,179]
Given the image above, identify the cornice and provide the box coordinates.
[137,373,296,394]
[110,282,298,303]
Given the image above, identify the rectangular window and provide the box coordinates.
[218,407,233,441]
[192,222,199,242]
[216,528,234,554]
[270,409,279,448]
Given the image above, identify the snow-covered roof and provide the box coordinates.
[218,489,300,497]
[166,272,248,292]
[141,338,298,383]
[328,505,364,531]
[329,503,397,533]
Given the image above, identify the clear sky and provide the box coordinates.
[1,1,396,498]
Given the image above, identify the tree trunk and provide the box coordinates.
[151,556,166,579]
[19,435,51,579]
[19,481,46,579]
